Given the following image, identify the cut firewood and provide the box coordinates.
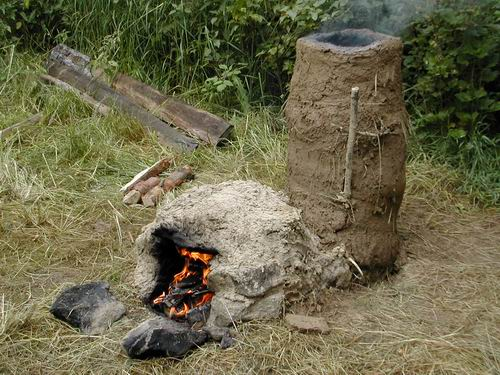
[0,113,43,140]
[40,74,111,116]
[120,158,171,193]
[112,74,233,146]
[133,176,161,195]
[47,62,198,152]
[162,166,194,192]
[123,190,141,205]
[142,185,163,208]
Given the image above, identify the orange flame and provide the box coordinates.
[153,247,215,318]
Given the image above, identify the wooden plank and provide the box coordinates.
[0,113,43,140]
[40,74,111,116]
[120,157,171,193]
[48,44,92,77]
[47,62,198,152]
[112,74,233,146]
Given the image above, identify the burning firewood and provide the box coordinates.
[152,246,215,323]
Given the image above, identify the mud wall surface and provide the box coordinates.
[134,181,351,327]
[285,29,407,270]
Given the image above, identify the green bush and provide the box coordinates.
[403,0,499,139]
[403,0,499,205]
[0,0,65,48]
[62,0,346,106]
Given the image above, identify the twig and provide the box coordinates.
[40,74,111,116]
[343,87,359,199]
[0,113,43,140]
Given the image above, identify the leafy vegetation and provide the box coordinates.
[62,0,345,106]
[1,52,499,375]
[404,0,499,205]
[1,0,498,205]
[0,0,65,47]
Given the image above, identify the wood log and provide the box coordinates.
[123,190,141,205]
[40,74,111,116]
[0,113,43,140]
[112,74,233,146]
[162,166,194,192]
[47,62,198,152]
[120,157,171,193]
[142,185,163,208]
[133,176,161,195]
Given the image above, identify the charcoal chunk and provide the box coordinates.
[202,325,232,341]
[186,303,211,325]
[50,281,126,334]
[220,331,234,349]
[122,317,208,359]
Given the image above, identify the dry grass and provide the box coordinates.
[1,53,499,374]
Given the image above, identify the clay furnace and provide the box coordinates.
[134,180,351,327]
[285,29,407,272]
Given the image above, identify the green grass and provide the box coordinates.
[1,50,499,374]
[407,122,499,207]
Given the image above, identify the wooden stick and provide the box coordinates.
[343,87,359,199]
[40,74,111,116]
[162,166,194,192]
[112,73,233,146]
[0,113,43,140]
[47,62,198,152]
[120,158,171,193]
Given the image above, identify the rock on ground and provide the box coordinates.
[135,180,352,327]
[50,281,126,334]
[122,316,208,359]
[284,314,331,334]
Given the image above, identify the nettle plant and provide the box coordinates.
[403,1,499,140]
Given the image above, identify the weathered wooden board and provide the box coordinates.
[47,62,198,152]
[112,74,233,146]
[40,74,111,116]
[48,44,92,77]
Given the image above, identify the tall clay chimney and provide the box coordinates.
[285,29,407,273]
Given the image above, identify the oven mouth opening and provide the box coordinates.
[148,227,218,321]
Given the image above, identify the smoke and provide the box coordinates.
[321,0,437,36]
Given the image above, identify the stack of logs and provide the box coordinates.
[121,158,194,208]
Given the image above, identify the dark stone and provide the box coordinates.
[122,317,208,359]
[186,303,211,325]
[220,331,235,349]
[202,325,233,341]
[50,281,126,334]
